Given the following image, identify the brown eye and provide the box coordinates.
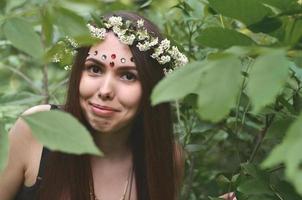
[87,65,102,74]
[121,72,137,81]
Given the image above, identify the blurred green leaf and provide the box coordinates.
[22,111,102,156]
[197,54,241,122]
[262,112,302,195]
[151,61,204,105]
[261,0,300,12]
[238,179,272,195]
[54,7,89,38]
[208,0,271,26]
[0,122,9,172]
[41,6,54,47]
[247,49,290,113]
[3,17,44,59]
[197,27,255,49]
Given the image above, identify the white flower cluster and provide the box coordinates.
[87,16,189,73]
[87,24,106,39]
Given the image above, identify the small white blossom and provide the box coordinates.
[151,46,164,58]
[66,36,79,48]
[168,46,180,59]
[158,55,171,64]
[163,68,174,75]
[52,54,61,63]
[298,0,302,5]
[64,65,72,71]
[174,53,188,67]
[87,24,106,39]
[137,19,144,28]
[108,16,123,27]
[120,34,135,45]
[137,42,151,51]
[112,26,126,36]
[137,29,149,41]
[149,37,158,47]
[159,39,170,50]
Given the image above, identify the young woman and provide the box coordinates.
[0,11,187,200]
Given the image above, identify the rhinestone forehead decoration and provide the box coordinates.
[101,54,107,60]
[86,16,188,75]
[120,58,126,63]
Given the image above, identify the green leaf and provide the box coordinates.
[3,17,44,59]
[151,61,204,105]
[247,49,290,113]
[284,18,302,46]
[197,27,255,49]
[22,111,102,156]
[265,118,293,141]
[262,113,302,195]
[197,54,242,122]
[261,0,298,12]
[54,7,89,38]
[0,123,9,172]
[237,179,273,195]
[208,0,271,26]
[41,6,54,47]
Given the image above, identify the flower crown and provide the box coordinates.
[86,16,188,74]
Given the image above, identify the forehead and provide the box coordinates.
[88,32,134,60]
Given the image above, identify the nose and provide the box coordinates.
[98,74,114,100]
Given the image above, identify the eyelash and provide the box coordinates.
[86,65,103,74]
[85,64,138,81]
[120,72,137,81]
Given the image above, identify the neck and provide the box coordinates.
[91,126,132,161]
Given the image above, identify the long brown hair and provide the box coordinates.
[38,11,179,200]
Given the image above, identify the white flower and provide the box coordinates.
[298,0,302,5]
[137,19,144,28]
[159,39,170,50]
[120,34,135,45]
[66,36,79,48]
[158,55,171,64]
[163,68,174,75]
[137,29,149,41]
[112,26,126,36]
[149,37,158,47]
[168,46,180,59]
[151,46,164,58]
[137,42,151,51]
[108,16,123,27]
[87,24,106,39]
[174,53,188,67]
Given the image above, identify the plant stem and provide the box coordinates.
[248,115,275,163]
[6,66,43,94]
[42,64,49,104]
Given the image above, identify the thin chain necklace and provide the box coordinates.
[90,166,133,200]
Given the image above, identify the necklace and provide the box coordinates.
[90,166,134,200]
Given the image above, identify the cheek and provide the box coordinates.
[79,75,97,98]
[119,83,142,109]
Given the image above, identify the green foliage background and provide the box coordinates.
[1,0,302,199]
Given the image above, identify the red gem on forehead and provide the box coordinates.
[110,62,115,67]
[111,54,116,59]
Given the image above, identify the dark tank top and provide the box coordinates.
[14,104,58,200]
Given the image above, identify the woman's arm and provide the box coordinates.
[0,118,32,200]
[0,105,51,200]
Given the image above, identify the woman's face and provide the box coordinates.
[79,32,142,134]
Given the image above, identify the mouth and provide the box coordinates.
[89,102,120,117]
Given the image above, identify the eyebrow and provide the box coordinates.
[85,58,137,70]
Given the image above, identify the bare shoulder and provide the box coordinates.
[0,105,51,199]
[22,104,51,116]
[11,104,51,144]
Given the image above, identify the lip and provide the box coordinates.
[89,102,120,117]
